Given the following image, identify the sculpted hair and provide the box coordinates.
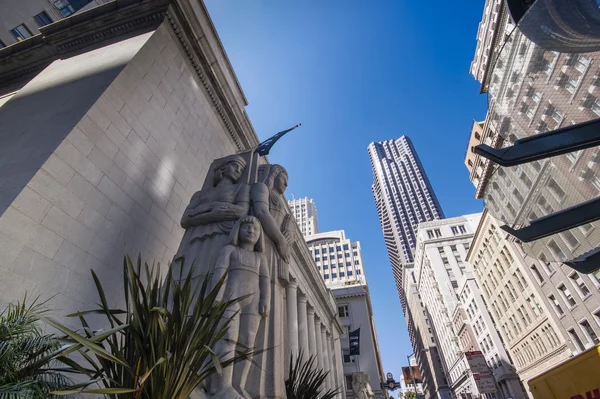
[259,164,288,189]
[228,215,264,252]
[212,155,247,186]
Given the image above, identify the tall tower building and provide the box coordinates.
[368,136,444,309]
[288,197,319,237]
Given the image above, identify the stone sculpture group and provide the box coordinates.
[173,153,297,399]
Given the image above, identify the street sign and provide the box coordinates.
[381,373,401,391]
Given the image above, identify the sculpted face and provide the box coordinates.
[239,219,260,246]
[223,161,244,182]
[273,172,288,195]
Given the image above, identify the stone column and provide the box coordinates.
[327,333,337,392]
[307,307,317,358]
[297,295,309,355]
[286,281,299,362]
[315,319,324,370]
[321,326,331,391]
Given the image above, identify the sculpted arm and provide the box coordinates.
[259,254,270,317]
[251,183,289,262]
[210,245,234,302]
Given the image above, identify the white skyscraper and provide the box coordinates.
[288,197,320,237]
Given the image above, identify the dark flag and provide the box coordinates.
[254,124,301,156]
[349,327,361,355]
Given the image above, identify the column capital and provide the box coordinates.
[307,307,315,316]
[287,280,298,289]
[321,324,327,333]
[298,295,308,304]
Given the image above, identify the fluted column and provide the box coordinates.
[297,295,309,355]
[321,326,331,391]
[327,334,337,392]
[307,307,317,358]
[315,319,324,370]
[286,281,299,362]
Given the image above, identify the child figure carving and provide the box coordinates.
[209,216,271,399]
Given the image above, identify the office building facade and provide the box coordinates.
[467,211,573,398]
[413,215,526,399]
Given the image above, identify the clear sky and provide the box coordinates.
[205,0,488,381]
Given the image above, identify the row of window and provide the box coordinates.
[317,262,360,270]
[513,324,562,368]
[312,245,354,254]
[322,269,361,280]
[0,12,53,48]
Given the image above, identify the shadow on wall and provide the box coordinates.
[0,63,127,219]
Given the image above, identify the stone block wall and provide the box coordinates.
[0,21,244,321]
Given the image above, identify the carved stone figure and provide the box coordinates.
[252,164,294,283]
[352,372,375,399]
[173,154,250,280]
[208,216,270,399]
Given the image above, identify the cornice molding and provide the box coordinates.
[0,0,169,93]
[166,0,259,152]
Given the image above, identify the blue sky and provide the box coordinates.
[205,0,488,380]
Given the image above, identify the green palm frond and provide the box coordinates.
[285,351,340,399]
[53,255,256,399]
[0,296,72,398]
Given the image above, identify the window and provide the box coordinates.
[547,178,566,202]
[331,273,337,279]
[10,24,32,41]
[33,11,52,27]
[339,272,345,277]
[530,265,544,284]
[343,353,355,363]
[458,225,467,234]
[558,284,577,307]
[568,328,586,352]
[345,374,353,389]
[0,40,5,49]
[548,294,564,316]
[561,231,579,250]
[315,249,320,255]
[580,319,599,344]
[569,272,591,298]
[427,230,434,239]
[434,229,442,238]
[324,274,329,279]
[451,226,459,235]
[547,240,566,261]
[347,270,353,276]
[338,305,349,318]
[343,244,349,250]
[539,254,555,274]
[356,269,362,275]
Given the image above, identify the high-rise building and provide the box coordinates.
[467,210,572,398]
[466,1,600,391]
[413,214,527,399]
[293,198,387,398]
[306,230,365,287]
[368,136,444,309]
[288,197,319,237]
[468,0,600,267]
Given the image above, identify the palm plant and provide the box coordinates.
[285,351,340,399]
[52,256,254,398]
[0,297,72,398]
